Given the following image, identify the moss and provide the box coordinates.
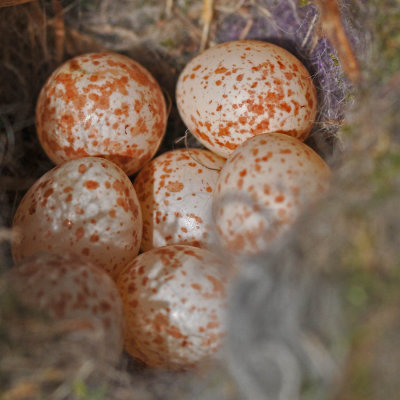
[73,380,109,400]
[160,37,176,49]
[298,0,312,6]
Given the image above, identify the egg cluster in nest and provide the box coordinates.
[1,0,399,400]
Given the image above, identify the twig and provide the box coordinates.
[165,0,173,18]
[301,12,319,49]
[0,0,34,7]
[200,0,214,52]
[85,24,139,43]
[29,0,50,64]
[215,0,246,14]
[239,18,253,40]
[2,381,40,399]
[315,0,360,82]
[51,0,65,64]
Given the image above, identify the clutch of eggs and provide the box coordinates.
[213,132,331,255]
[12,157,142,279]
[176,40,317,158]
[36,52,167,175]
[117,245,229,369]
[8,252,124,364]
[133,148,225,251]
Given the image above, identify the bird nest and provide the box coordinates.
[0,1,399,399]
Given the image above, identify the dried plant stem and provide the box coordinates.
[316,0,360,82]
[165,0,173,18]
[29,0,50,64]
[215,0,246,14]
[301,12,319,49]
[0,0,34,7]
[50,0,65,64]
[239,18,253,40]
[200,0,214,51]
[86,23,139,42]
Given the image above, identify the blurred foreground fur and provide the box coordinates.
[0,0,399,399]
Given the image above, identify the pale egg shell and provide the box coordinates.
[176,40,317,158]
[12,157,142,279]
[36,52,167,175]
[213,132,331,255]
[133,148,225,251]
[8,252,124,364]
[116,244,229,369]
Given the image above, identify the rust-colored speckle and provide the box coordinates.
[75,227,84,240]
[43,188,54,198]
[166,181,184,193]
[85,180,99,190]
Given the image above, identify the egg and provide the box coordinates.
[8,252,124,364]
[116,245,229,369]
[213,132,331,255]
[12,157,142,279]
[176,40,317,158]
[36,52,167,175]
[134,148,225,251]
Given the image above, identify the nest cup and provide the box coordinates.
[1,0,399,399]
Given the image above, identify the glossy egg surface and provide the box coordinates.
[36,52,167,175]
[134,148,225,251]
[12,157,142,279]
[213,133,331,255]
[117,245,228,369]
[176,40,317,158]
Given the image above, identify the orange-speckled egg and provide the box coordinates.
[117,244,229,369]
[134,148,225,251]
[176,40,317,158]
[213,132,331,255]
[8,252,124,364]
[36,52,167,175]
[12,157,142,279]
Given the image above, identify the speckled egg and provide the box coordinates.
[8,252,124,363]
[176,40,317,158]
[12,157,142,279]
[36,52,167,175]
[133,148,225,251]
[116,244,229,369]
[213,133,331,255]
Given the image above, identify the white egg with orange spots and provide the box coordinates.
[134,148,225,251]
[12,157,142,279]
[213,133,331,255]
[176,40,317,158]
[8,252,124,364]
[116,245,229,369]
[36,52,167,175]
